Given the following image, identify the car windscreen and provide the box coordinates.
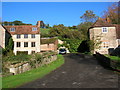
[59,49,66,52]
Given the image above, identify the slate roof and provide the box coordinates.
[3,25,40,35]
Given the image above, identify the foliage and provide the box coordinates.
[68,26,77,29]
[5,37,14,51]
[77,40,90,53]
[41,38,57,44]
[77,22,93,40]
[80,10,98,23]
[61,39,82,52]
[1,37,14,56]
[105,55,120,61]
[2,55,64,88]
[87,35,102,54]
[3,20,32,25]
[40,28,51,37]
[1,48,7,55]
[49,24,82,40]
[87,40,94,53]
[2,54,31,62]
[102,2,120,24]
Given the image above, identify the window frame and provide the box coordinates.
[10,28,15,32]
[31,42,35,47]
[32,27,37,31]
[16,34,21,39]
[102,42,109,48]
[16,42,21,47]
[31,34,35,38]
[102,27,108,33]
[24,34,28,38]
[24,42,28,47]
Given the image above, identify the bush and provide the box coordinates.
[17,51,28,55]
[62,39,82,52]
[3,54,31,62]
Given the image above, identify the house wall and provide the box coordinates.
[89,27,118,54]
[40,43,56,51]
[0,25,5,48]
[116,39,120,46]
[12,34,40,55]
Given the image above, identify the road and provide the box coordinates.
[18,53,119,88]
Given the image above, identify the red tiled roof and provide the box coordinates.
[91,18,114,27]
[3,25,40,35]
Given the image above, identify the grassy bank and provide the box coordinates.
[2,54,64,88]
[105,55,120,61]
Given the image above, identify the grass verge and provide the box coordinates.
[105,55,120,61]
[2,54,64,88]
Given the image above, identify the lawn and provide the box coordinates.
[2,54,64,88]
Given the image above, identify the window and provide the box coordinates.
[32,27,37,31]
[31,42,35,47]
[24,42,28,47]
[102,42,109,48]
[24,34,28,38]
[16,42,21,47]
[31,34,35,38]
[17,34,21,39]
[102,27,108,33]
[10,28,15,32]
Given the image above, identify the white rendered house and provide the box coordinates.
[4,21,42,55]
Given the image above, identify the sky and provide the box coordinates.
[2,2,115,26]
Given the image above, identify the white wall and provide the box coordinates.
[0,25,5,48]
[12,34,40,55]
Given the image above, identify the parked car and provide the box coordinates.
[59,48,67,54]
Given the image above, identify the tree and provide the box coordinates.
[3,21,9,26]
[3,20,32,26]
[12,20,23,25]
[6,37,14,51]
[102,2,120,24]
[80,10,98,23]
[77,22,93,40]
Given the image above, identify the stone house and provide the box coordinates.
[89,18,120,54]
[0,24,11,49]
[3,21,41,55]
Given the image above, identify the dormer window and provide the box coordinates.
[32,27,37,31]
[102,27,108,33]
[10,28,15,32]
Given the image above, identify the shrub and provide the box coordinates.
[17,51,28,55]
[62,39,82,53]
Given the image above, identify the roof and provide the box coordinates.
[91,18,114,28]
[41,38,58,44]
[3,25,40,35]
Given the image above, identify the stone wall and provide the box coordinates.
[8,55,57,75]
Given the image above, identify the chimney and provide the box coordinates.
[106,17,111,23]
[36,21,41,27]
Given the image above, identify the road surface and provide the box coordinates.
[18,53,119,88]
